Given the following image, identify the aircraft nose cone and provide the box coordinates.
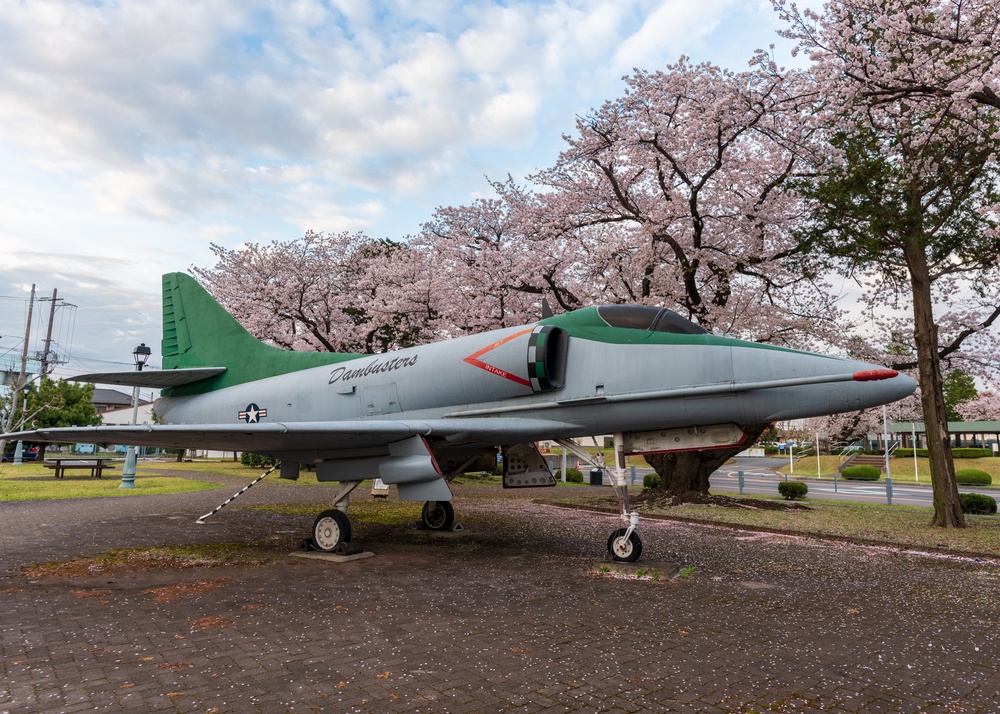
[882,370,918,403]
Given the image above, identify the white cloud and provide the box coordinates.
[0,0,802,373]
[614,0,740,72]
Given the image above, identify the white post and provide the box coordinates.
[912,421,918,483]
[816,432,821,479]
[120,383,140,489]
[882,405,891,480]
[560,448,567,482]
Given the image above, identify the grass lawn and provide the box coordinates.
[665,498,1000,556]
[0,460,221,500]
[554,489,1000,557]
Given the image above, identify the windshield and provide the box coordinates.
[596,305,707,335]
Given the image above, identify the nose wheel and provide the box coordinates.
[608,528,642,562]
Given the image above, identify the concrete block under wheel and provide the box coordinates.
[290,551,376,563]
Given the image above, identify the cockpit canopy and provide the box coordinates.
[596,305,706,335]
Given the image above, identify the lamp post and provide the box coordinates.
[120,342,151,489]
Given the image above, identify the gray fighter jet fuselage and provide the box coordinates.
[4,274,916,561]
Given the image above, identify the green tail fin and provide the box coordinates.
[161,273,361,396]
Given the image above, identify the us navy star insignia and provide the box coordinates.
[238,403,267,423]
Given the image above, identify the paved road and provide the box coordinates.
[712,457,996,507]
[3,469,1000,712]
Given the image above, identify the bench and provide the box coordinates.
[43,458,118,479]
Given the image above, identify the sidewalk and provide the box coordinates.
[2,473,999,713]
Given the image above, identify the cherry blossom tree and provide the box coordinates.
[418,183,578,335]
[421,58,852,494]
[956,390,1000,421]
[524,57,843,346]
[777,0,1000,527]
[193,231,436,354]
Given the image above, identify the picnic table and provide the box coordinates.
[43,458,119,479]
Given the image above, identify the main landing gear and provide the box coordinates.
[308,481,361,553]
[307,482,460,552]
[420,500,455,531]
[312,509,352,551]
[554,432,643,562]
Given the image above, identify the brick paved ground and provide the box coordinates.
[2,469,999,713]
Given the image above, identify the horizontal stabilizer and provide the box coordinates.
[70,368,226,388]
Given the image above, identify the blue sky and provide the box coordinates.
[0,0,803,379]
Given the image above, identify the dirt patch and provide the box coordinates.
[22,544,269,579]
[141,577,231,603]
[189,616,234,630]
[633,491,810,511]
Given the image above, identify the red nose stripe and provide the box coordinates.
[853,369,899,381]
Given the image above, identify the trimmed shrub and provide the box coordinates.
[952,448,993,459]
[643,473,662,490]
[897,447,993,459]
[955,469,992,485]
[555,468,583,483]
[841,465,880,481]
[777,480,808,500]
[959,493,998,515]
[240,452,277,468]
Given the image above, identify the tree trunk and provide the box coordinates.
[645,423,770,497]
[904,240,965,527]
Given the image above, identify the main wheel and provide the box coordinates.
[312,509,352,552]
[421,500,455,531]
[607,528,642,562]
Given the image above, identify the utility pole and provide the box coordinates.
[39,288,58,375]
[2,285,35,462]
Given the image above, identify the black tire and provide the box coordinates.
[312,509,351,552]
[607,528,642,562]
[421,500,455,531]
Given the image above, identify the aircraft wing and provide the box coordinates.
[1,418,582,454]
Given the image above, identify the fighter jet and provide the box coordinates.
[3,273,916,561]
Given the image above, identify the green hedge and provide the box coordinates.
[777,481,808,500]
[896,447,993,459]
[240,452,277,468]
[555,468,583,483]
[959,493,998,515]
[643,473,661,490]
[955,469,992,485]
[841,465,880,481]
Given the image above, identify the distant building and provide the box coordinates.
[100,402,155,426]
[92,387,152,414]
[890,421,1000,452]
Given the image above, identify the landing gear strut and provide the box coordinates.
[554,432,643,562]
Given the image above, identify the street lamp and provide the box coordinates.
[120,342,151,489]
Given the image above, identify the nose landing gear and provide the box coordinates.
[554,433,643,561]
